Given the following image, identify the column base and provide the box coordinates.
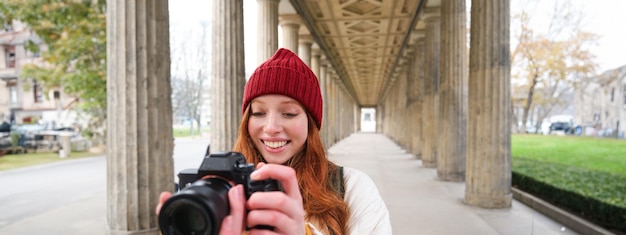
[107,228,159,235]
[422,160,437,168]
[437,171,465,182]
[464,192,512,209]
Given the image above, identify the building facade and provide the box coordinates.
[0,20,75,127]
[575,65,626,138]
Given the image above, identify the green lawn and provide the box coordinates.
[512,134,626,232]
[512,134,626,175]
[0,151,102,171]
[173,126,209,138]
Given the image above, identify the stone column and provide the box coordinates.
[327,69,336,146]
[410,30,425,159]
[106,1,173,234]
[318,59,327,145]
[377,103,384,133]
[437,0,467,182]
[311,47,321,77]
[329,77,338,143]
[299,35,313,66]
[421,7,440,168]
[355,105,361,132]
[210,0,246,152]
[465,0,512,209]
[396,70,408,147]
[279,15,301,54]
[404,42,415,154]
[256,0,279,65]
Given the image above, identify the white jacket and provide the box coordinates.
[343,167,392,235]
[307,167,392,235]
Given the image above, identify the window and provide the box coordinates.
[33,80,43,103]
[10,86,18,104]
[3,21,12,32]
[610,87,615,102]
[5,46,16,68]
[623,84,626,105]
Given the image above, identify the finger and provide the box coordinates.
[247,191,304,221]
[159,191,172,203]
[229,185,246,226]
[219,185,245,234]
[247,209,295,234]
[248,229,279,235]
[250,164,300,198]
[155,191,172,215]
[219,216,235,235]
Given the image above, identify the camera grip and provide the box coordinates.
[246,178,283,198]
[245,179,283,231]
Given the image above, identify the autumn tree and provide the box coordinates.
[0,0,106,139]
[511,0,598,133]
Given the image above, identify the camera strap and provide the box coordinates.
[330,165,345,200]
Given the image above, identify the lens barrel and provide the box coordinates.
[158,178,232,235]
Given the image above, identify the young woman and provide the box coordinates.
[158,48,391,235]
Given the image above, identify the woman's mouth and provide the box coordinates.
[262,140,289,149]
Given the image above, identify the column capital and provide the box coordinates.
[299,34,314,44]
[312,47,321,57]
[411,29,426,41]
[257,0,280,3]
[279,14,303,26]
[407,29,425,48]
[422,7,440,21]
[403,47,414,57]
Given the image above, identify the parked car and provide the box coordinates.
[0,134,11,149]
[0,121,10,133]
[549,122,574,134]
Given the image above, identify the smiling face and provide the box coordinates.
[247,94,309,164]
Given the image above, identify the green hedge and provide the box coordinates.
[512,157,626,232]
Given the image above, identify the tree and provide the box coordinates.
[170,22,211,136]
[0,0,106,139]
[511,0,598,133]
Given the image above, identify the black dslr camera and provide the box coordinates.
[158,151,283,235]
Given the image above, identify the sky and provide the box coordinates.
[168,0,258,76]
[169,0,626,75]
[511,0,626,72]
[571,0,626,71]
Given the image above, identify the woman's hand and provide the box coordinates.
[155,185,247,235]
[246,163,306,235]
[155,191,172,215]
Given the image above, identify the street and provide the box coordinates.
[0,137,210,235]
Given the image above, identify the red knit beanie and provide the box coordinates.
[243,48,323,129]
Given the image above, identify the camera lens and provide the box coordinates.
[159,178,232,235]
[171,200,209,234]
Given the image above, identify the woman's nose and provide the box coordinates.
[263,113,282,133]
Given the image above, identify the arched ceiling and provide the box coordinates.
[282,0,440,107]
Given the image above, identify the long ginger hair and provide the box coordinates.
[233,105,350,235]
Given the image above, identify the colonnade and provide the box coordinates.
[380,0,511,208]
[105,0,511,234]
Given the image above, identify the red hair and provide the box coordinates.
[233,105,349,234]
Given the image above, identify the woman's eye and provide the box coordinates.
[251,112,265,117]
[283,113,298,118]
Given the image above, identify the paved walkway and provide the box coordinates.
[328,132,578,235]
[0,133,584,235]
